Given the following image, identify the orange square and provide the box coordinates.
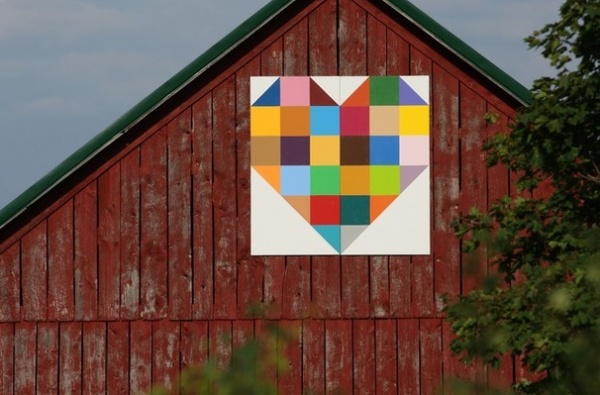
[281,106,310,136]
[340,166,370,195]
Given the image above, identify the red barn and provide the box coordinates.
[0,0,529,393]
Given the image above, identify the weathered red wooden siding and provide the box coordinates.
[0,0,522,393]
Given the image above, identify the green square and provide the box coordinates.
[370,166,400,195]
[341,196,370,225]
[370,76,399,105]
[311,166,340,195]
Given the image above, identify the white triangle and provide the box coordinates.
[251,168,338,256]
[250,76,279,105]
[340,76,368,104]
[311,76,341,105]
[400,76,430,105]
[342,167,430,255]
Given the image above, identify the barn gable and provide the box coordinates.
[0,0,528,393]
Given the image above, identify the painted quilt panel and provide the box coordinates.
[250,76,430,255]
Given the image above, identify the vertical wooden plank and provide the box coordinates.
[370,256,390,317]
[60,322,82,394]
[108,321,130,394]
[442,320,478,387]
[341,258,370,318]
[83,322,106,394]
[367,13,387,75]
[120,148,141,320]
[260,39,286,319]
[22,221,47,321]
[325,320,353,394]
[74,182,98,321]
[339,0,366,75]
[308,0,341,321]
[14,322,36,394]
[140,129,168,319]
[281,17,312,321]
[308,0,337,75]
[168,110,193,320]
[212,76,238,320]
[236,55,263,318]
[37,322,59,393]
[0,323,14,394]
[376,320,398,394]
[232,320,254,350]
[153,320,180,391]
[282,256,311,319]
[191,93,214,320]
[130,320,152,394]
[302,320,325,394]
[0,242,20,321]
[389,256,411,317]
[278,320,303,395]
[387,31,410,75]
[432,64,461,313]
[255,320,277,386]
[352,320,375,395]
[420,319,443,395]
[48,201,74,322]
[410,48,436,318]
[98,165,121,321]
[284,18,308,76]
[398,319,420,395]
[311,256,341,318]
[180,321,209,371]
[209,321,232,371]
[459,85,488,294]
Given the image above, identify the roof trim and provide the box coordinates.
[0,0,531,232]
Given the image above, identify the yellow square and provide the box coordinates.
[340,166,370,195]
[251,106,281,136]
[310,136,340,165]
[399,106,429,135]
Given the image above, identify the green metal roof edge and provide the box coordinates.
[0,0,295,230]
[0,0,531,231]
[385,0,532,104]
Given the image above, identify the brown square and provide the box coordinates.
[281,106,310,136]
[341,136,370,165]
[251,136,280,165]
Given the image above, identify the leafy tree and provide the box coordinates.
[445,0,600,393]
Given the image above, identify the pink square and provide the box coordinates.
[280,77,310,106]
[340,106,369,136]
[400,136,429,165]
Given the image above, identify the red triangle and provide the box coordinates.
[343,79,370,106]
[310,79,337,106]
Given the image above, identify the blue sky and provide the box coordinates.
[0,0,562,209]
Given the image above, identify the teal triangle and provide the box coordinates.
[313,225,341,253]
[254,78,280,106]
[399,78,427,105]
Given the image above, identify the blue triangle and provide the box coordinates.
[254,78,280,106]
[313,225,341,253]
[399,79,427,105]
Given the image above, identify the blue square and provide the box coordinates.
[370,136,399,165]
[280,166,311,196]
[310,106,340,135]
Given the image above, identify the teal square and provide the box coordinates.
[370,76,399,105]
[311,166,341,195]
[341,196,370,225]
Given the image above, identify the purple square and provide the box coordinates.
[281,137,310,165]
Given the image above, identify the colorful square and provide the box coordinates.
[251,76,430,255]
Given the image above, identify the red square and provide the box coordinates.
[310,196,340,225]
[340,106,369,136]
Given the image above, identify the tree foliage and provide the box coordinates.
[445,1,600,393]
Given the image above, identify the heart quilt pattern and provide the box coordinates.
[250,76,430,255]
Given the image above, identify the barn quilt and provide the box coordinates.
[250,76,430,255]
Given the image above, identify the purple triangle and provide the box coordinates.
[399,79,427,105]
[401,166,427,192]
